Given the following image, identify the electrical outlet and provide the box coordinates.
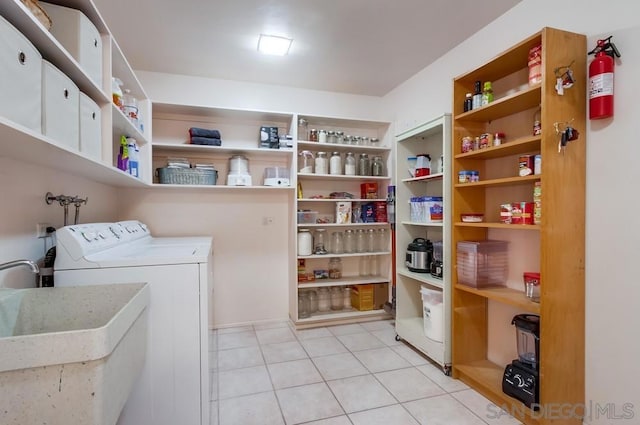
[262,216,274,225]
[36,223,51,238]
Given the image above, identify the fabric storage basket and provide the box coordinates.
[156,167,217,185]
[0,15,42,133]
[42,60,80,150]
[79,92,101,160]
[40,2,102,86]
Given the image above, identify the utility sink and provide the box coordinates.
[0,282,149,425]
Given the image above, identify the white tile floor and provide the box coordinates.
[209,320,522,425]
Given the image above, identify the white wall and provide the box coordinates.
[137,71,388,122]
[0,158,120,288]
[383,1,640,423]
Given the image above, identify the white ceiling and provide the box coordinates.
[92,0,521,97]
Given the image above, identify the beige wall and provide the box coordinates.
[0,158,119,288]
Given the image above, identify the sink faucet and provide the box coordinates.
[0,260,40,274]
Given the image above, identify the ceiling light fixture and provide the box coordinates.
[257,34,292,56]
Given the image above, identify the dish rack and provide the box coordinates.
[156,167,217,185]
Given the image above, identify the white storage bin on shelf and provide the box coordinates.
[40,2,103,86]
[420,285,444,342]
[79,92,101,160]
[0,15,42,132]
[42,60,79,150]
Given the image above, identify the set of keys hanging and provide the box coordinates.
[554,121,579,154]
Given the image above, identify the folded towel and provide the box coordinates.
[190,136,222,146]
[189,127,221,139]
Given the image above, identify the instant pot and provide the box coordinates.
[405,238,432,273]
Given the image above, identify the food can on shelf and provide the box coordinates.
[519,155,535,176]
[461,137,474,153]
[500,203,513,224]
[511,202,534,225]
[479,133,493,149]
[533,182,542,225]
[458,171,471,183]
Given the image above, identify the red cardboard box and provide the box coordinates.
[360,183,379,199]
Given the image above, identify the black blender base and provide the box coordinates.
[502,361,539,409]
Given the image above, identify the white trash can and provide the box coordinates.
[420,285,444,342]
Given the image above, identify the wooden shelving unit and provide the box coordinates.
[451,27,586,425]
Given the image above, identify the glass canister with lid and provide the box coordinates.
[329,257,342,279]
[371,156,385,176]
[344,152,357,175]
[330,286,344,310]
[329,152,342,175]
[317,287,330,312]
[336,131,345,144]
[315,152,328,174]
[297,229,313,256]
[298,292,310,318]
[327,130,337,144]
[299,150,314,173]
[357,153,371,176]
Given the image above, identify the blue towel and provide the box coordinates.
[189,127,221,139]
[190,136,221,146]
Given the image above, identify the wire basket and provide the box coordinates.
[156,167,217,185]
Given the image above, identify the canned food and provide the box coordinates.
[461,137,474,153]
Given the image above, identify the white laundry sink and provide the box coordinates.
[0,282,149,425]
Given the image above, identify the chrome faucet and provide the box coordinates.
[0,260,40,274]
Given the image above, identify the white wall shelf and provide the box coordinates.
[298,198,387,203]
[153,143,294,159]
[398,267,444,289]
[297,223,388,228]
[298,276,389,289]
[298,141,389,154]
[298,251,390,260]
[297,174,389,182]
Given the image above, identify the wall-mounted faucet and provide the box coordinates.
[0,260,40,274]
[45,192,88,225]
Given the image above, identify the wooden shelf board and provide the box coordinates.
[298,173,390,182]
[151,183,294,191]
[295,309,388,325]
[152,143,294,158]
[454,174,540,188]
[455,136,541,160]
[398,268,444,289]
[298,198,387,203]
[454,284,540,313]
[455,360,539,425]
[297,223,389,228]
[298,251,390,260]
[298,141,390,154]
[298,276,389,289]
[400,221,444,228]
[401,173,444,183]
[454,85,541,123]
[454,222,540,231]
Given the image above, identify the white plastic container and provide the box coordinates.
[79,92,101,160]
[42,60,80,151]
[297,229,313,256]
[420,285,444,342]
[0,15,42,133]
[40,2,103,86]
[263,167,290,186]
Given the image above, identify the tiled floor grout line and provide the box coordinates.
[253,324,290,425]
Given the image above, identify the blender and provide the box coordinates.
[502,314,540,408]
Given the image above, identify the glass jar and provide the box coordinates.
[356,229,366,252]
[299,150,314,173]
[336,131,345,144]
[351,136,361,146]
[314,229,328,255]
[329,152,342,175]
[309,129,318,142]
[352,203,362,223]
[361,136,370,146]
[366,228,376,252]
[370,137,380,145]
[369,255,379,276]
[344,229,356,253]
[298,292,310,318]
[298,118,308,141]
[308,290,318,313]
[344,152,356,175]
[328,257,342,279]
[330,287,344,310]
[317,287,330,312]
[297,229,313,256]
[359,256,370,277]
[318,129,327,143]
[343,135,352,145]
[331,232,344,254]
[315,152,328,174]
[327,130,337,144]
[343,287,352,309]
[357,153,371,176]
[371,156,385,177]
[377,228,387,251]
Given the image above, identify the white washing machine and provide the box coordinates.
[54,220,212,425]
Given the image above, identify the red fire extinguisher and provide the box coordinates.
[588,36,621,120]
